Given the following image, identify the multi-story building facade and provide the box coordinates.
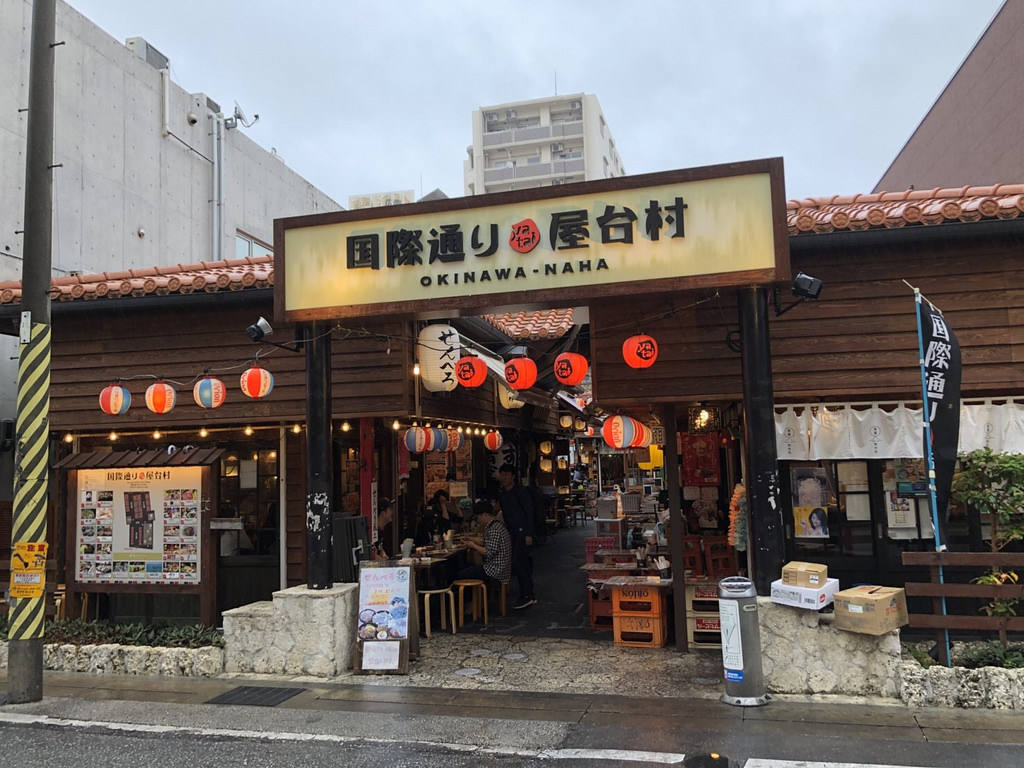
[463,93,625,196]
[0,0,341,500]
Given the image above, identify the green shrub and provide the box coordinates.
[956,640,1024,670]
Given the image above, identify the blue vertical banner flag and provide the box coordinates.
[916,293,962,547]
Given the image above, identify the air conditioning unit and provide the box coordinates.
[506,109,516,119]
[570,100,581,110]
[550,143,564,152]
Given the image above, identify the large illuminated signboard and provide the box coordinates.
[276,159,788,321]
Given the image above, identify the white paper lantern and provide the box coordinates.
[417,324,460,392]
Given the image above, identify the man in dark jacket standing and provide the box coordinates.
[497,463,536,609]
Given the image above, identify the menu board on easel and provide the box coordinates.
[355,563,413,673]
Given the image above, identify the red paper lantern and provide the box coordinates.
[446,429,463,452]
[240,365,274,399]
[99,383,131,415]
[145,381,177,414]
[504,357,537,390]
[193,376,226,409]
[602,415,644,449]
[404,426,428,453]
[622,334,659,368]
[483,431,503,451]
[456,355,488,388]
[553,352,588,386]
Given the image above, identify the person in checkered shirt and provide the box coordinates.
[459,501,511,586]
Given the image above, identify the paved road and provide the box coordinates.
[2,673,1022,767]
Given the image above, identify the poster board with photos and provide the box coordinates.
[354,562,415,674]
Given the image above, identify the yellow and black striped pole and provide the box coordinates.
[8,319,51,703]
[8,0,55,704]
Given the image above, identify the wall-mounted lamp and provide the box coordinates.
[688,405,721,434]
[774,272,824,316]
[559,414,574,429]
[539,440,554,455]
[244,316,302,352]
[574,417,587,432]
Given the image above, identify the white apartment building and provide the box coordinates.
[463,93,625,196]
[0,0,341,498]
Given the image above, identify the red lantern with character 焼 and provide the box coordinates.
[240,364,274,399]
[145,381,176,414]
[622,334,658,369]
[456,355,488,388]
[483,430,503,451]
[504,356,537,390]
[553,352,588,386]
[99,382,131,415]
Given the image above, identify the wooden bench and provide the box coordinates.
[901,551,1024,665]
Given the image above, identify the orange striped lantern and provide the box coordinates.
[456,355,488,388]
[99,383,131,415]
[446,429,463,452]
[504,356,537,390]
[404,426,428,453]
[601,415,644,449]
[193,376,226,409]
[240,365,274,399]
[553,352,588,386]
[145,381,176,414]
[483,430,503,451]
[622,334,659,369]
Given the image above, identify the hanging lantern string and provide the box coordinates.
[104,292,719,385]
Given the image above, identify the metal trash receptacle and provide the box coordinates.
[717,576,767,706]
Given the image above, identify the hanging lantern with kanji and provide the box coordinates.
[240,364,274,399]
[456,355,488,388]
[553,352,588,386]
[145,381,177,414]
[483,430,504,451]
[622,334,659,369]
[504,356,537,390]
[404,426,428,453]
[99,383,131,415]
[193,376,226,409]
[417,324,460,392]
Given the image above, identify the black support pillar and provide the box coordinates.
[305,322,333,589]
[737,286,784,595]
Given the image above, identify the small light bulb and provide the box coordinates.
[392,420,400,431]
[108,431,118,441]
[153,430,162,439]
[412,362,420,376]
[291,424,301,434]
[341,421,351,432]
[63,433,74,443]
[199,427,209,438]
[244,426,254,436]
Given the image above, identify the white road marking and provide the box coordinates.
[745,761,935,768]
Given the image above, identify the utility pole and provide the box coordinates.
[8,0,56,704]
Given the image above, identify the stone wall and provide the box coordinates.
[0,640,222,677]
[757,597,903,698]
[221,583,359,677]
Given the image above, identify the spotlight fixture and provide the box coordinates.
[774,272,824,316]
[244,316,302,352]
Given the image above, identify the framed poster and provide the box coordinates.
[75,466,202,585]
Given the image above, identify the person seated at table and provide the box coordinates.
[429,488,463,534]
[457,501,511,587]
[373,498,395,560]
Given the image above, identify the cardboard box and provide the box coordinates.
[770,577,840,610]
[781,561,829,589]
[833,585,908,635]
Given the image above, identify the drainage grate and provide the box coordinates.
[206,685,303,707]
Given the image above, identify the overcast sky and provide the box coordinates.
[68,0,1004,207]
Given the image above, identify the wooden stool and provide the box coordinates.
[451,578,488,627]
[420,587,456,637]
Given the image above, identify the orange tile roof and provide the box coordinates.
[484,308,576,340]
[0,256,273,305]
[786,184,1024,234]
[3,184,1022,310]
